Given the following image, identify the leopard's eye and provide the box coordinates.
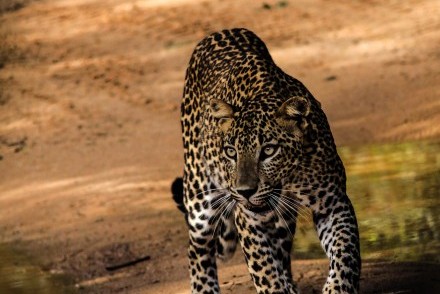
[224,146,237,160]
[261,145,278,160]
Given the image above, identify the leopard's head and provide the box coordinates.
[209,96,310,213]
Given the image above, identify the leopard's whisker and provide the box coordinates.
[276,195,310,222]
[210,196,231,219]
[226,199,236,219]
[218,199,237,237]
[277,195,310,217]
[212,200,235,239]
[275,198,300,223]
[222,199,237,232]
[211,194,231,209]
[270,196,299,223]
[271,192,311,224]
[278,200,311,225]
[193,187,229,199]
[268,197,294,239]
[209,200,231,240]
[274,186,323,197]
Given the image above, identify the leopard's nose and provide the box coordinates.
[236,188,258,199]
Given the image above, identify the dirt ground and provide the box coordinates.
[0,0,439,293]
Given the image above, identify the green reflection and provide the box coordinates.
[293,140,440,262]
[0,244,75,294]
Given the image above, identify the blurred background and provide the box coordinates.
[0,0,439,293]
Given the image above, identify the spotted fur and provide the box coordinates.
[174,28,361,294]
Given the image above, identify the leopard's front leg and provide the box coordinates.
[187,231,219,293]
[312,192,361,293]
[185,188,221,294]
[235,205,298,294]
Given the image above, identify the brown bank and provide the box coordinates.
[0,0,439,293]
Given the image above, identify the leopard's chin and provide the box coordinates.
[244,203,272,214]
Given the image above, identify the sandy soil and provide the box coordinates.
[0,0,439,293]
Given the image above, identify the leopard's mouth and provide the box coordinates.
[244,183,282,214]
[245,203,272,214]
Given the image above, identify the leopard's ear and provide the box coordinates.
[276,96,311,133]
[210,98,234,132]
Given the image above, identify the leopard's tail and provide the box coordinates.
[171,177,186,215]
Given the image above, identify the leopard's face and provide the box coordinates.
[209,96,311,213]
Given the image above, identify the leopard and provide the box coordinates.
[172,28,361,294]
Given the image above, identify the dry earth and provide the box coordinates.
[0,0,439,293]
